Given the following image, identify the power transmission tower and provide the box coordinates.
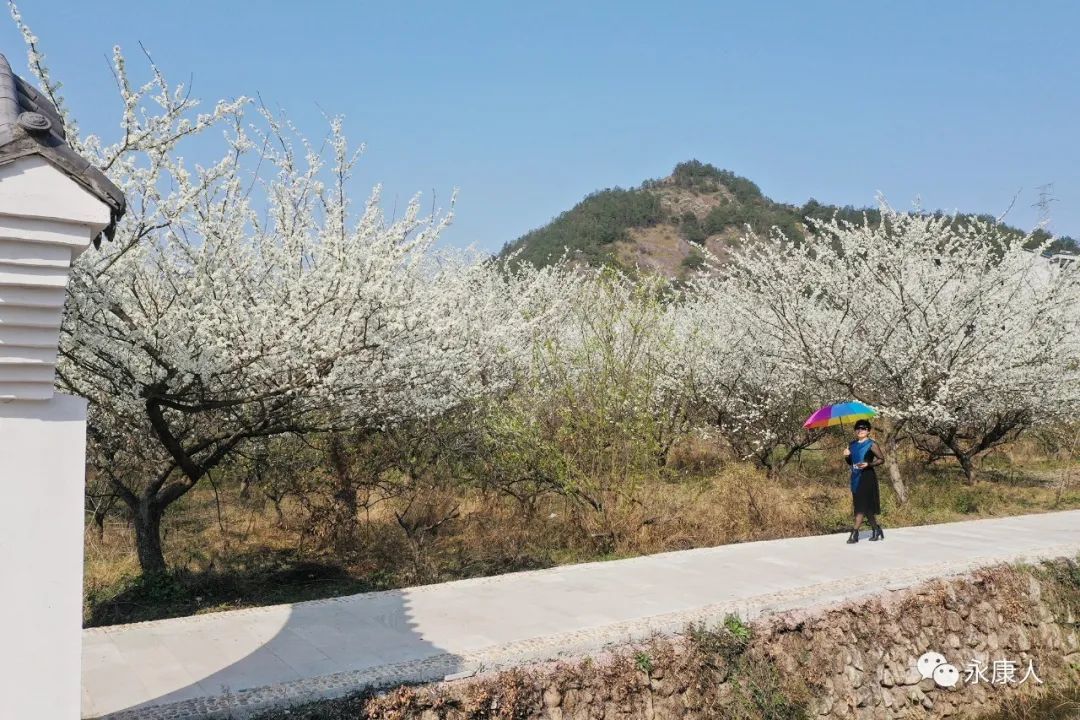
[1032,182,1058,229]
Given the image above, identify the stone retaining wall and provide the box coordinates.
[362,559,1080,720]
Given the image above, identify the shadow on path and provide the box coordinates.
[84,586,461,719]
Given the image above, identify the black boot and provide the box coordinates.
[846,528,859,544]
[869,523,884,541]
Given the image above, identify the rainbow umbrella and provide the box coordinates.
[803,401,878,429]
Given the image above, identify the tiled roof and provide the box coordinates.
[0,53,125,246]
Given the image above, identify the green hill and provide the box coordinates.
[499,160,1079,279]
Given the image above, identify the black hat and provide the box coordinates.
[853,419,872,431]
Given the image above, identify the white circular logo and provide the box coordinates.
[917,651,947,680]
[933,663,960,688]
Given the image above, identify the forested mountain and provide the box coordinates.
[499,160,1079,279]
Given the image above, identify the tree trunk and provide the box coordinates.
[744,484,765,526]
[754,445,779,479]
[133,500,167,576]
[264,490,287,527]
[93,507,107,543]
[884,433,908,504]
[957,453,977,485]
[938,432,979,485]
[327,435,359,548]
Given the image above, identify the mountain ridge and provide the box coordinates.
[499,160,1079,279]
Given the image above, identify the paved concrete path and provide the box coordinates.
[82,510,1080,719]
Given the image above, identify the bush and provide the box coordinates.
[682,250,706,271]
[704,203,751,234]
[680,211,706,244]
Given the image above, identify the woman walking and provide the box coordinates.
[843,419,884,543]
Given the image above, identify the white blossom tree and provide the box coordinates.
[12,17,538,574]
[720,207,1080,493]
[665,292,827,479]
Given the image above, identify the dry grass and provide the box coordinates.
[977,684,1080,719]
[83,437,1080,627]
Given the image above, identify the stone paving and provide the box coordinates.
[82,510,1080,719]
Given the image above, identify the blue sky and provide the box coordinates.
[3,1,1078,252]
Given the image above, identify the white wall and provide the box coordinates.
[0,395,88,719]
[0,154,112,718]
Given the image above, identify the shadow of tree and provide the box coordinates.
[85,550,383,628]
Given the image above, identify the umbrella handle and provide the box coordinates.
[840,416,846,461]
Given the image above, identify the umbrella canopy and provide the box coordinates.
[803,401,878,429]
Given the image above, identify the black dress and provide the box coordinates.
[846,443,882,516]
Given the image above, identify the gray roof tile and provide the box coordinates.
[0,53,125,246]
